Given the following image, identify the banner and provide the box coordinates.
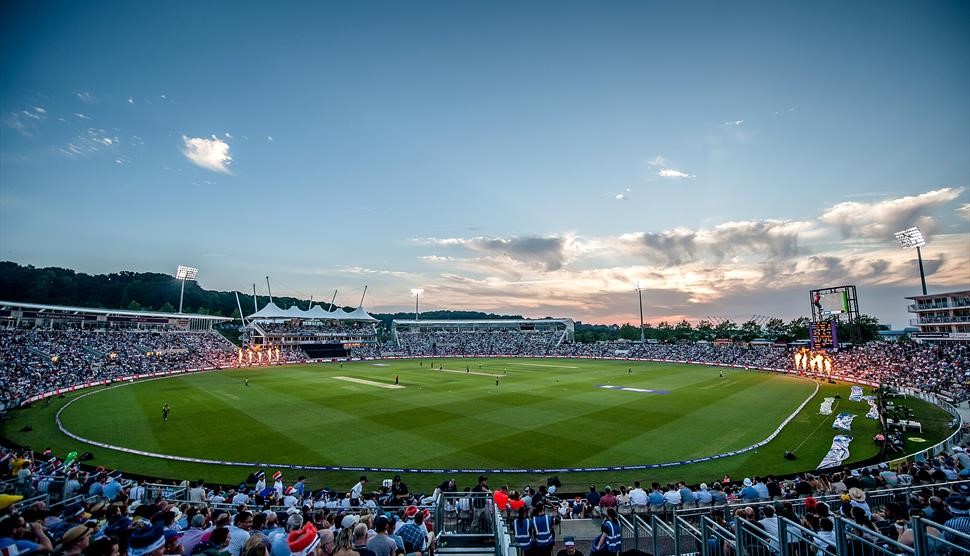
[817,434,853,469]
[833,412,856,431]
[863,396,879,419]
[849,386,864,402]
[819,397,835,415]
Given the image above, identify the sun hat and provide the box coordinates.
[340,514,360,529]
[743,478,752,487]
[129,523,166,556]
[945,494,968,513]
[848,488,866,502]
[58,524,94,550]
[273,471,283,481]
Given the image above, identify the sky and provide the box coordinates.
[1,1,969,328]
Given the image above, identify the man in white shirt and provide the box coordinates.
[350,476,368,507]
[629,481,648,514]
[227,511,253,556]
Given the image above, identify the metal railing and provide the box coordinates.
[674,480,970,527]
[637,512,970,556]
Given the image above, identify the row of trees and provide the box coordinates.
[0,262,885,343]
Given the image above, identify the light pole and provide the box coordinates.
[894,227,928,295]
[636,282,645,342]
[410,288,424,321]
[175,265,199,313]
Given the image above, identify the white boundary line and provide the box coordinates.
[52,364,820,474]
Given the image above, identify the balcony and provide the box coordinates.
[908,302,950,312]
[912,315,970,325]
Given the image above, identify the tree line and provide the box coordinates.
[0,261,884,343]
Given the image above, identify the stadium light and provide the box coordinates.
[894,226,927,295]
[410,288,424,321]
[635,282,645,343]
[175,265,199,314]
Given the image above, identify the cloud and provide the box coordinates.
[723,120,744,126]
[958,204,970,221]
[224,132,233,139]
[418,235,576,271]
[128,97,134,104]
[75,91,95,103]
[5,108,46,136]
[820,187,965,239]
[266,135,274,142]
[615,193,627,201]
[619,220,810,266]
[658,168,695,179]
[74,113,90,120]
[647,155,669,167]
[621,229,699,265]
[181,135,232,173]
[59,129,120,158]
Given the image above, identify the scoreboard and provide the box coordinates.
[810,320,838,350]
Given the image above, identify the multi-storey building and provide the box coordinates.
[906,289,970,342]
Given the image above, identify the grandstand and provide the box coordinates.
[390,318,574,356]
[2,304,970,555]
[245,300,380,359]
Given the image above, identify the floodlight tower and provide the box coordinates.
[175,265,199,314]
[894,226,928,295]
[635,282,645,342]
[410,288,424,321]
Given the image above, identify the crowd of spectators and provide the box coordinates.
[394,330,564,357]
[2,324,966,406]
[351,336,969,402]
[2,443,969,556]
[0,329,306,405]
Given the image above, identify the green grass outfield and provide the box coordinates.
[1,358,953,492]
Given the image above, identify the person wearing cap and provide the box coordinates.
[269,511,302,556]
[273,472,286,500]
[739,479,758,504]
[390,476,409,506]
[365,515,399,556]
[182,513,211,556]
[942,494,970,549]
[555,537,583,556]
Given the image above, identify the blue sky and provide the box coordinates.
[2,1,968,326]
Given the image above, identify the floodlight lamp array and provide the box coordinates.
[894,227,926,248]
[176,265,199,280]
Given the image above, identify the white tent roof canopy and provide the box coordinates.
[247,302,379,323]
